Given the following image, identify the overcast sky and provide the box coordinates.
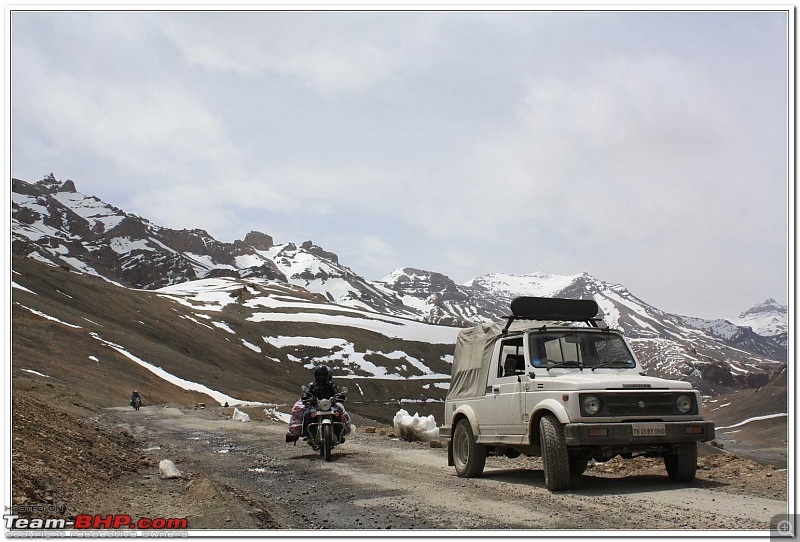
[10,9,789,320]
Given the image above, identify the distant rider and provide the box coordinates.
[130,390,141,407]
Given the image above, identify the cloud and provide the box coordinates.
[10,11,786,319]
[13,42,242,185]
[160,13,441,93]
[343,236,399,277]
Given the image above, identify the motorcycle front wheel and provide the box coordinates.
[322,424,333,462]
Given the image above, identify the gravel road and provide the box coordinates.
[93,405,788,532]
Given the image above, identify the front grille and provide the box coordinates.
[579,392,696,417]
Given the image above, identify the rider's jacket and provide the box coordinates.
[302,380,340,403]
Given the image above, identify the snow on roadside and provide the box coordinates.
[264,407,291,423]
[89,333,267,407]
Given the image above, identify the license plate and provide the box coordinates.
[632,423,666,437]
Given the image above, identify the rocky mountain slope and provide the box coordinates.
[12,174,411,316]
[12,174,787,396]
[703,367,788,466]
[12,253,455,417]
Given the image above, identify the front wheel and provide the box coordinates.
[540,415,570,491]
[452,419,486,477]
[322,424,333,462]
[664,442,697,482]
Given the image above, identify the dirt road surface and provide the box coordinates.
[88,405,788,533]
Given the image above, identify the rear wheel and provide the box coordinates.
[664,442,697,482]
[452,419,486,477]
[540,415,570,491]
[322,424,333,462]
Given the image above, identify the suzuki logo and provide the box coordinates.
[637,401,647,409]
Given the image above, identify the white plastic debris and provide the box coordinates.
[232,408,251,422]
[159,459,182,479]
[393,409,439,442]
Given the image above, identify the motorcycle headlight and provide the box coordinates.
[675,394,693,414]
[582,395,602,416]
[318,399,332,411]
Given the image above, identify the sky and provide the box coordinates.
[9,8,790,320]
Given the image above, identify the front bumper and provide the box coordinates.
[563,421,715,446]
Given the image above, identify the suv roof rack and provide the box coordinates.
[502,296,601,334]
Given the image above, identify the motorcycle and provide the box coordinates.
[302,385,348,462]
[130,396,141,410]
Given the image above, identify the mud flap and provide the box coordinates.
[448,439,454,466]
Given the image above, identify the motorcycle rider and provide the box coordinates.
[285,365,345,443]
[305,365,340,403]
[130,390,142,407]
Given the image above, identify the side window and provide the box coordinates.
[496,336,525,378]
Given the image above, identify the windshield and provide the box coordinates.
[528,331,636,369]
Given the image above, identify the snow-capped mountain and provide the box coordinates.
[734,299,788,349]
[12,175,411,316]
[377,269,786,393]
[12,174,787,395]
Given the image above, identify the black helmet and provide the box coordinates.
[314,365,332,383]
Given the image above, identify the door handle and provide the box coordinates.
[492,386,500,393]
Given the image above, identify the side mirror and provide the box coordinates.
[340,387,348,394]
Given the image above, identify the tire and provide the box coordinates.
[452,419,486,478]
[539,415,570,491]
[664,442,697,482]
[322,424,333,462]
[568,454,588,476]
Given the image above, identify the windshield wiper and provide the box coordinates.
[546,360,583,371]
[591,361,633,372]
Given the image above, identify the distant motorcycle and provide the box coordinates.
[130,396,142,410]
[302,385,348,462]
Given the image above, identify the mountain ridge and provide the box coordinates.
[11,174,787,395]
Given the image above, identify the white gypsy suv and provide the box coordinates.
[440,296,715,491]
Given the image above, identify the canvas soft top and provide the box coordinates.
[447,321,505,401]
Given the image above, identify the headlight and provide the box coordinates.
[582,394,602,416]
[675,394,693,414]
[318,399,332,410]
